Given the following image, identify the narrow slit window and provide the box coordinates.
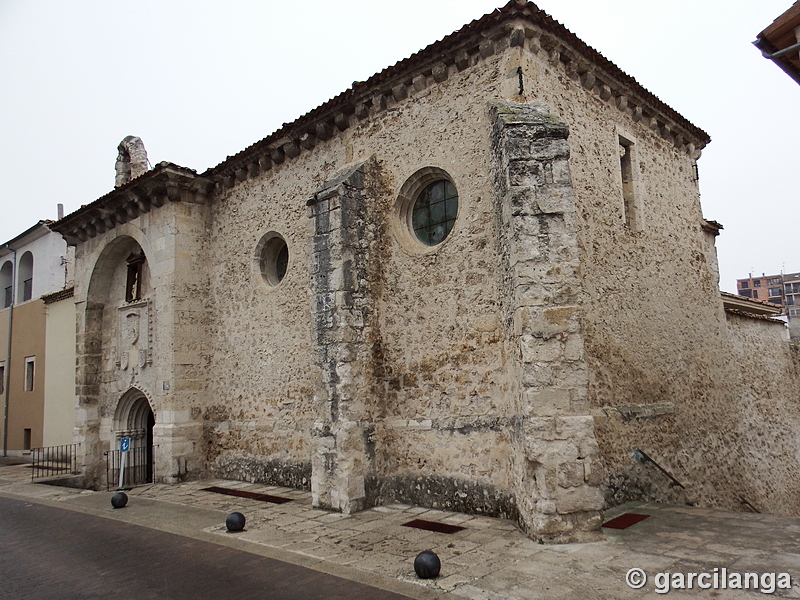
[619,136,636,229]
[24,357,35,391]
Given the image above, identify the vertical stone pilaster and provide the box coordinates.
[308,160,376,514]
[491,101,603,542]
[74,299,104,487]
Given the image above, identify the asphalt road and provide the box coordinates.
[0,495,414,600]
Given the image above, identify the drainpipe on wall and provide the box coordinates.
[2,244,16,457]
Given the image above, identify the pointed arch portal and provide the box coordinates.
[114,388,155,484]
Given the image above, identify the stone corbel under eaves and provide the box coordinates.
[56,168,212,245]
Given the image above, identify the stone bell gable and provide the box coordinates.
[52,0,800,543]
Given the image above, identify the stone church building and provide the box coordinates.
[52,1,800,542]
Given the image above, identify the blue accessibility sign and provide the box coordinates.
[119,437,131,452]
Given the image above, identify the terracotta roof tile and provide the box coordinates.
[205,0,709,179]
[42,286,74,305]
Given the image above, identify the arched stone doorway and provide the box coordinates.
[114,388,155,484]
[76,232,155,489]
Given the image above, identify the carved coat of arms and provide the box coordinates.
[118,301,150,371]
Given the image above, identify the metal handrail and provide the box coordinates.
[30,444,79,480]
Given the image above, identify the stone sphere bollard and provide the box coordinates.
[111,492,128,509]
[414,550,441,579]
[226,512,246,532]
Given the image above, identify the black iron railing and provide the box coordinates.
[105,446,155,490]
[30,444,79,481]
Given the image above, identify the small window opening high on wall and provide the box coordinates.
[619,136,636,229]
[126,252,145,303]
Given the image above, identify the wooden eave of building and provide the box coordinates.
[721,291,785,320]
[754,1,800,85]
[202,0,711,191]
[724,308,786,323]
[50,162,213,246]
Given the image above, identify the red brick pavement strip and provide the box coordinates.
[0,496,418,600]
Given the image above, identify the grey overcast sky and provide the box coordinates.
[0,0,796,292]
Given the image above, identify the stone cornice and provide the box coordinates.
[51,162,213,246]
[204,0,710,192]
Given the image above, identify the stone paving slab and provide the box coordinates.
[3,463,800,599]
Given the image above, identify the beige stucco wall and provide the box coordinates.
[1,300,46,451]
[43,296,76,446]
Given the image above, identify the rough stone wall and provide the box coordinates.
[202,49,521,511]
[723,314,800,514]
[196,26,726,527]
[203,158,318,489]
[528,41,800,514]
[355,58,516,515]
[490,35,765,512]
[63,11,800,534]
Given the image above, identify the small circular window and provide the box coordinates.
[411,180,458,246]
[395,167,459,251]
[256,232,289,287]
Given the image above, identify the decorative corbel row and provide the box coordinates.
[509,22,706,158]
[55,168,213,244]
[208,13,705,196]
[207,23,518,192]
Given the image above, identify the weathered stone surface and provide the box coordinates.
[63,8,800,544]
[114,136,149,188]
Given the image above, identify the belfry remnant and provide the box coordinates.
[115,136,149,187]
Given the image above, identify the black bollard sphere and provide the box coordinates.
[414,550,441,579]
[111,492,128,509]
[226,512,246,532]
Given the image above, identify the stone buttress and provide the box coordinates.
[491,101,604,542]
[307,160,378,514]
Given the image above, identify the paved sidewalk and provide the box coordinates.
[1,461,800,599]
[0,495,415,600]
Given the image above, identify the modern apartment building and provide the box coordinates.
[737,272,800,316]
[1,220,75,455]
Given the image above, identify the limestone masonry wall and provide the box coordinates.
[204,159,318,489]
[722,315,800,514]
